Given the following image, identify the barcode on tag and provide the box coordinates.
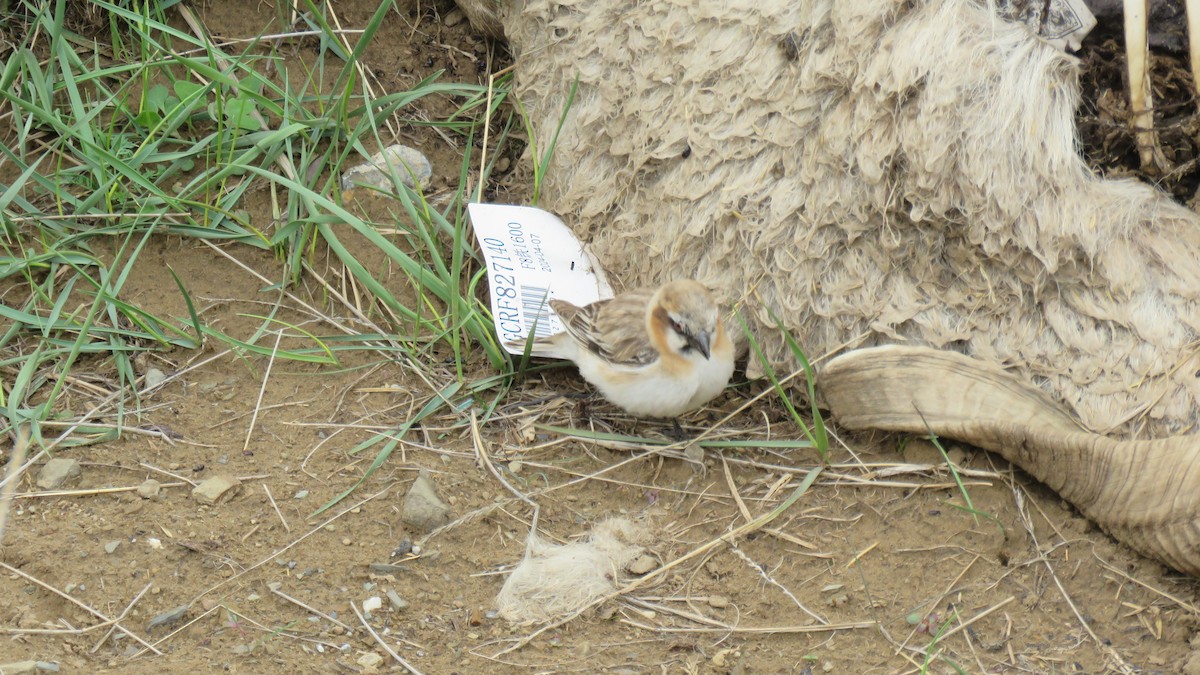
[467,203,613,354]
[519,284,555,338]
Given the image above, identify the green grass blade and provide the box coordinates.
[310,381,463,517]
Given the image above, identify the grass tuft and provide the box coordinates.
[737,309,829,462]
[0,0,517,470]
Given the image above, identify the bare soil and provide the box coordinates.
[3,3,1200,674]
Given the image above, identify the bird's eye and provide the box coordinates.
[670,319,684,335]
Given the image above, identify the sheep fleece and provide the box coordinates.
[467,0,1200,435]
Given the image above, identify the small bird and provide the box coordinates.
[519,279,735,419]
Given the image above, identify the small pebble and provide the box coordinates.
[356,652,384,669]
[707,595,729,609]
[341,144,432,194]
[625,554,658,576]
[104,540,122,555]
[136,479,161,499]
[386,590,409,611]
[37,458,81,490]
[362,596,382,614]
[144,367,166,389]
[342,538,352,546]
[191,476,241,505]
[401,471,452,532]
[293,489,309,500]
[147,605,189,631]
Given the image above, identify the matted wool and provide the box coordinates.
[458,0,1200,435]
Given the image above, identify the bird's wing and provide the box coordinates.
[551,290,659,367]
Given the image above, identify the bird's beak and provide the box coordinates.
[687,330,712,360]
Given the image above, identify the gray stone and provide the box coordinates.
[401,471,451,532]
[136,479,161,499]
[625,554,658,576]
[356,652,384,669]
[144,367,166,389]
[147,605,189,631]
[341,144,432,195]
[0,661,38,674]
[386,589,409,611]
[191,476,241,505]
[104,540,122,555]
[36,458,81,490]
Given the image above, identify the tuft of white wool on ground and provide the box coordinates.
[457,0,1200,435]
[495,517,650,624]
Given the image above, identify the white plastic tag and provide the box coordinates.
[467,203,613,354]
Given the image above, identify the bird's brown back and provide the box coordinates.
[550,290,659,366]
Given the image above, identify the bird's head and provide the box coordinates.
[650,280,720,360]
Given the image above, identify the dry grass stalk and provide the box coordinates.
[1123,0,1166,172]
[0,427,32,547]
[1094,556,1200,616]
[1189,0,1200,113]
[1014,487,1135,674]
[494,466,823,655]
[352,602,425,675]
[0,561,162,655]
[91,583,154,653]
[189,483,396,605]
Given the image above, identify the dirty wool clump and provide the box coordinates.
[458,0,1200,436]
[495,517,650,623]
